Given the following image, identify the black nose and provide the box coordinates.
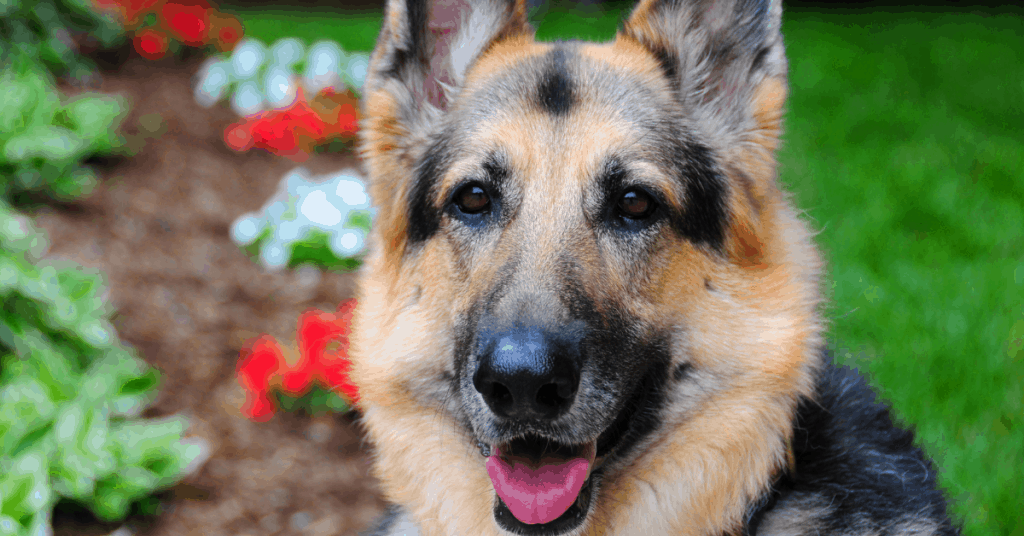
[473,327,582,421]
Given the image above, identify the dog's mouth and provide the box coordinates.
[484,435,599,534]
[473,359,662,534]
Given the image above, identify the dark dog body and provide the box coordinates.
[350,0,959,534]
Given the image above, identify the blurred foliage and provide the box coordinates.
[0,58,129,203]
[0,201,204,535]
[0,0,125,81]
[271,385,350,417]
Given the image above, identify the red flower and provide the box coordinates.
[335,104,359,136]
[133,27,170,60]
[109,0,164,28]
[250,114,299,153]
[225,88,336,162]
[297,300,360,403]
[235,300,360,421]
[159,0,211,47]
[311,88,361,140]
[236,335,287,422]
[224,120,256,152]
[208,11,244,52]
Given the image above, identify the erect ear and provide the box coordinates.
[622,0,787,152]
[362,0,531,142]
[359,0,531,270]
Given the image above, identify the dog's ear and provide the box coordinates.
[363,0,531,140]
[360,0,531,269]
[622,0,786,151]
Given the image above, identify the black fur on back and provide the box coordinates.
[746,354,961,535]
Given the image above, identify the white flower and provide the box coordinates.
[230,38,267,80]
[265,65,298,109]
[330,230,364,257]
[230,212,265,245]
[300,189,344,227]
[303,41,343,94]
[335,178,369,207]
[260,239,290,269]
[277,218,310,241]
[194,56,232,108]
[283,167,313,197]
[231,80,265,116]
[235,167,374,272]
[344,53,370,89]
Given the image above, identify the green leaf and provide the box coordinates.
[0,377,56,456]
[0,451,52,521]
[0,0,23,16]
[62,95,127,142]
[52,402,85,444]
[108,417,188,465]
[0,514,21,536]
[7,423,54,459]
[82,350,158,411]
[50,449,97,499]
[48,165,98,202]
[0,78,33,135]
[3,125,85,163]
[79,408,114,475]
[9,326,81,401]
[90,467,159,520]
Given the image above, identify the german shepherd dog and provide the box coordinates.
[350,0,959,533]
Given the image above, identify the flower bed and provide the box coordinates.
[2,2,381,534]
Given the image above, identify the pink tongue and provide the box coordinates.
[485,452,590,525]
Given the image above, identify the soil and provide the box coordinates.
[31,53,387,536]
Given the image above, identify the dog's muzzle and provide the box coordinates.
[471,324,598,533]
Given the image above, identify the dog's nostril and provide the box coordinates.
[535,383,565,410]
[491,383,513,405]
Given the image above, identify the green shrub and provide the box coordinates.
[0,201,204,535]
[0,58,129,203]
[0,0,124,81]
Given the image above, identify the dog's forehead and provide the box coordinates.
[444,40,677,184]
[458,40,669,123]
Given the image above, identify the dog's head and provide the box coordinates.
[351,0,823,534]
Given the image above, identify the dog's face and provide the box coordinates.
[352,0,824,534]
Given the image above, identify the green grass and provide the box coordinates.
[782,10,1024,535]
[227,4,1024,534]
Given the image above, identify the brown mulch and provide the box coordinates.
[31,53,386,536]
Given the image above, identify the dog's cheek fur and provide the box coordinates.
[351,237,506,535]
[580,200,822,536]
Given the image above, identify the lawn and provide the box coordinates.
[222,2,1024,534]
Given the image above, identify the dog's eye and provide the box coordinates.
[456,184,490,214]
[454,183,491,214]
[617,189,656,219]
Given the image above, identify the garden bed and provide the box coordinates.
[35,53,385,536]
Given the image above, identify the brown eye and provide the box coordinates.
[617,189,656,219]
[455,183,491,214]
